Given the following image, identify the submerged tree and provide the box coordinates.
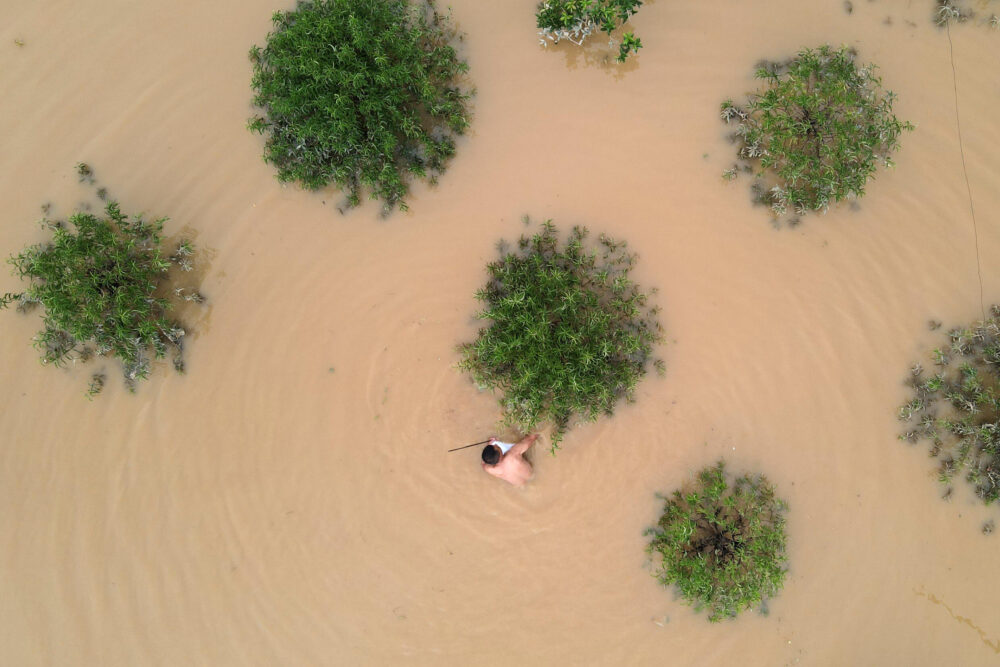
[899,308,1000,506]
[1,170,200,395]
[646,461,789,622]
[536,0,643,63]
[458,220,663,451]
[721,45,913,222]
[248,0,473,213]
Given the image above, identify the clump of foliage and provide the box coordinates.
[646,461,789,622]
[1,170,199,395]
[934,0,999,29]
[721,45,913,221]
[248,0,473,213]
[899,307,1000,506]
[536,0,643,63]
[458,220,663,451]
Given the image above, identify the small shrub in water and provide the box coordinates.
[934,0,966,24]
[646,461,789,622]
[458,220,663,451]
[899,307,1000,505]
[248,0,473,212]
[933,0,999,28]
[721,45,912,220]
[536,0,643,63]
[1,179,198,393]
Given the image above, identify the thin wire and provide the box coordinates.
[945,21,986,320]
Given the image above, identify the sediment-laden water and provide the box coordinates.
[1,1,999,664]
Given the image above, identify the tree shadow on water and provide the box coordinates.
[547,35,640,81]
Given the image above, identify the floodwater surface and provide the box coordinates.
[1,0,999,665]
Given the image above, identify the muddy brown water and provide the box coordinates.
[1,0,999,664]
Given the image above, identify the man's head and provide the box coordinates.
[482,444,501,466]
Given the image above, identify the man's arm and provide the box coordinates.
[511,433,538,456]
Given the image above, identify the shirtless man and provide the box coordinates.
[481,434,538,486]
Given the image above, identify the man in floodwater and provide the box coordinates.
[482,434,538,486]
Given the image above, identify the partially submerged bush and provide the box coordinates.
[899,308,1000,505]
[249,0,473,212]
[647,461,789,622]
[536,0,643,63]
[458,220,663,451]
[721,45,913,220]
[1,175,199,394]
[934,0,999,29]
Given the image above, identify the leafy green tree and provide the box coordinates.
[249,0,473,212]
[536,0,643,63]
[899,309,1000,505]
[458,220,663,451]
[2,193,197,394]
[647,461,789,622]
[721,46,912,220]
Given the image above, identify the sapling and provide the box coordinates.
[76,162,94,184]
[933,0,1000,29]
[935,0,964,25]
